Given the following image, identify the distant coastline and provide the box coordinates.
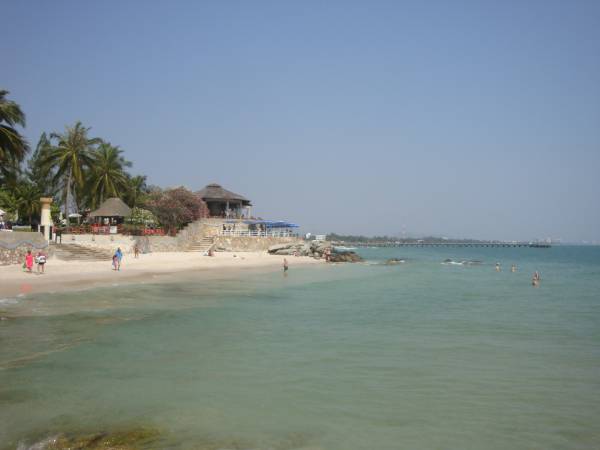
[327,233,554,248]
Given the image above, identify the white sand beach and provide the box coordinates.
[0,252,321,298]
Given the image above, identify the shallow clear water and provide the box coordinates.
[1,246,599,449]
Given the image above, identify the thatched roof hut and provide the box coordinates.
[89,198,132,218]
[196,183,251,218]
[197,183,251,205]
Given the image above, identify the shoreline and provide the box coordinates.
[0,251,322,298]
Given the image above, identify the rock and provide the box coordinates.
[329,251,363,263]
[385,258,405,265]
[274,248,296,255]
[268,243,294,253]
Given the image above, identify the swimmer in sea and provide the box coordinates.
[511,264,516,273]
[532,271,540,287]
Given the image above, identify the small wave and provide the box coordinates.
[442,259,484,266]
[442,260,464,265]
[0,297,19,305]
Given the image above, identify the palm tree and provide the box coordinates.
[87,143,132,209]
[44,122,100,226]
[0,90,29,183]
[14,180,41,224]
[0,187,19,220]
[124,174,147,209]
[27,133,57,196]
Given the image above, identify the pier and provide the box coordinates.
[351,242,550,248]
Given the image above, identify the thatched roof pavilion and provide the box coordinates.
[197,183,251,218]
[89,197,132,219]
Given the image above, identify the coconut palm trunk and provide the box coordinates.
[64,171,72,232]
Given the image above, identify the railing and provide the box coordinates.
[220,230,298,238]
[60,225,167,236]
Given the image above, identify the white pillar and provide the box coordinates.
[40,197,53,242]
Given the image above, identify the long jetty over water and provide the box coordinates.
[353,242,551,248]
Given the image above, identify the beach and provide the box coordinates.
[0,251,321,298]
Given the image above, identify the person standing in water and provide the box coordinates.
[283,258,289,273]
[532,271,540,287]
[511,264,517,273]
[495,262,501,272]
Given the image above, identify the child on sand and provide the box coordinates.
[36,251,47,274]
[25,250,34,273]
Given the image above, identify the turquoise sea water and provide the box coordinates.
[1,246,599,449]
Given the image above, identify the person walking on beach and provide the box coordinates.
[36,250,47,274]
[133,244,140,259]
[115,247,123,271]
[24,250,34,273]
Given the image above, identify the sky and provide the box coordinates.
[2,1,599,242]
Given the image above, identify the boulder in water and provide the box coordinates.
[384,258,405,265]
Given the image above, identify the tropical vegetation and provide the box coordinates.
[0,88,204,233]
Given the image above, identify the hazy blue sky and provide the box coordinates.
[3,1,599,241]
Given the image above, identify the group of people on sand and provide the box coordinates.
[23,249,47,274]
[495,262,541,287]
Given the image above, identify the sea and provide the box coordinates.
[1,246,599,449]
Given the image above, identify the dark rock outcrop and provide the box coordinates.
[268,240,363,262]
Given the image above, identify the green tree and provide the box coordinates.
[0,187,19,220]
[124,174,148,209]
[27,132,58,196]
[44,122,100,225]
[86,143,132,209]
[14,180,41,224]
[0,90,29,184]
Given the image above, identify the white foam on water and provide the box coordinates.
[0,297,19,305]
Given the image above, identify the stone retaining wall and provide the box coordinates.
[213,236,301,252]
[0,231,49,266]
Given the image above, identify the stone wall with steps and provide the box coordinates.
[53,221,212,254]
[42,220,298,257]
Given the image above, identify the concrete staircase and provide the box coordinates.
[186,236,215,253]
[51,243,114,261]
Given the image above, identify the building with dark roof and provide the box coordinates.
[196,183,252,218]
